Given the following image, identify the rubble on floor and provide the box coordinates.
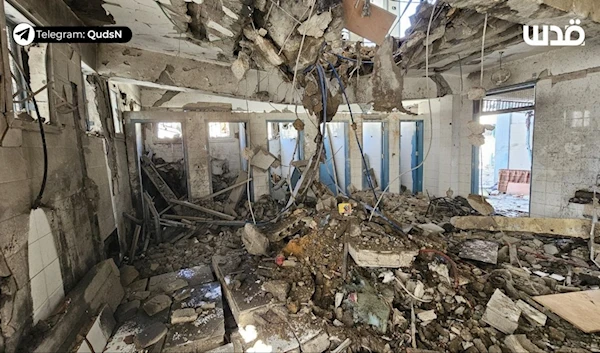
[110,185,600,353]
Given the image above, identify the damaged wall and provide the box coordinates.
[0,40,134,353]
[466,41,600,218]
[143,124,185,163]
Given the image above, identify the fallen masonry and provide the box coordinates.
[87,190,600,353]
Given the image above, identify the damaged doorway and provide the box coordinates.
[400,120,424,193]
[267,121,304,202]
[208,122,249,199]
[139,121,189,209]
[320,122,350,195]
[472,85,535,216]
[362,121,389,191]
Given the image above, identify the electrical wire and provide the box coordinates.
[325,61,378,202]
[368,2,437,221]
[8,50,48,208]
[388,0,415,37]
[480,13,488,87]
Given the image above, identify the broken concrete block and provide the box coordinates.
[316,195,337,212]
[417,223,445,234]
[164,282,225,353]
[543,243,559,256]
[127,278,148,292]
[451,216,595,239]
[130,290,150,301]
[348,243,418,268]
[231,52,251,81]
[417,310,437,323]
[243,28,284,66]
[504,335,545,353]
[467,194,495,216]
[516,300,547,327]
[143,294,172,316]
[482,289,521,334]
[262,280,290,302]
[171,308,198,324]
[161,278,188,293]
[134,322,167,349]
[147,265,214,293]
[459,239,499,264]
[116,300,140,322]
[300,331,330,352]
[120,265,140,287]
[297,11,332,37]
[242,223,269,256]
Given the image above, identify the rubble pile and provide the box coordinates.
[119,184,600,352]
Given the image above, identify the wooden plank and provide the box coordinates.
[129,225,142,263]
[451,216,594,239]
[144,192,162,242]
[198,178,252,200]
[342,0,397,45]
[534,290,600,333]
[122,212,142,225]
[169,199,236,221]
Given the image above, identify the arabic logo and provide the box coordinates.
[523,19,585,46]
[13,23,35,46]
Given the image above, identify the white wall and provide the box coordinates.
[362,122,383,188]
[400,121,416,191]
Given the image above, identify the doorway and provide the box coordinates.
[267,121,304,201]
[362,121,389,191]
[472,85,535,216]
[319,122,350,195]
[207,122,249,199]
[399,121,424,193]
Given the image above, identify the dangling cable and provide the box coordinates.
[368,2,437,221]
[325,61,378,201]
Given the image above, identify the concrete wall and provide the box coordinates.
[0,41,134,352]
[467,43,600,218]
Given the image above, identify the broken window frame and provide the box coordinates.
[155,122,182,142]
[81,65,103,134]
[208,122,232,139]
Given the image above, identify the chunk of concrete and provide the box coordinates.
[417,310,437,322]
[32,259,124,353]
[467,194,495,216]
[160,278,188,294]
[543,243,559,256]
[348,243,418,268]
[147,265,214,293]
[262,280,290,302]
[231,52,250,81]
[451,216,595,239]
[120,265,140,287]
[459,239,499,264]
[297,11,332,37]
[170,308,198,324]
[242,223,269,256]
[134,322,167,349]
[163,282,225,353]
[482,289,521,334]
[116,300,140,322]
[143,295,172,317]
[516,300,547,327]
[417,223,445,234]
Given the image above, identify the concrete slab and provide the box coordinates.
[213,255,271,325]
[163,282,225,353]
[348,242,419,268]
[104,311,163,353]
[147,265,214,293]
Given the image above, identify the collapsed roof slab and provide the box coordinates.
[98,45,458,105]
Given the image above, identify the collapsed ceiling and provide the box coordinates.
[68,0,600,107]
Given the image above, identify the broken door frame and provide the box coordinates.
[265,120,305,196]
[471,82,536,210]
[399,120,424,193]
[132,118,190,201]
